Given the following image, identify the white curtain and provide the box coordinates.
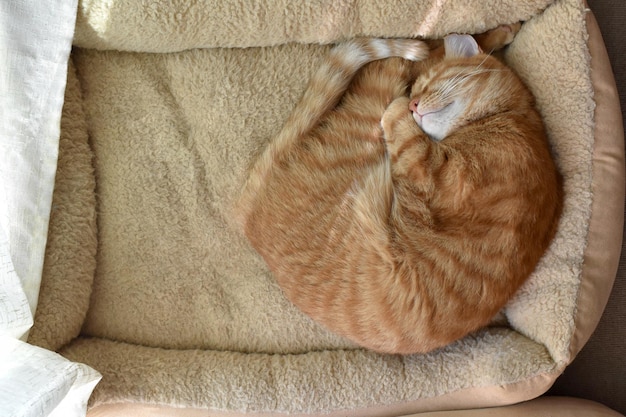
[0,0,101,416]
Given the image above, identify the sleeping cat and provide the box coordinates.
[236,27,562,355]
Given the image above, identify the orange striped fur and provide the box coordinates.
[237,27,562,354]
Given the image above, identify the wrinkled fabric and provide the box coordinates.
[0,0,100,416]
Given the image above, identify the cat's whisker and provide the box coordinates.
[436,68,503,101]
[437,70,503,104]
[475,53,491,69]
[438,71,475,97]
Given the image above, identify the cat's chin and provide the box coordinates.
[414,103,460,142]
[415,117,446,142]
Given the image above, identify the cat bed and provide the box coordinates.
[27,0,624,415]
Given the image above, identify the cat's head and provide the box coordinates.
[409,34,524,141]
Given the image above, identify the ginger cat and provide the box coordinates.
[237,26,562,355]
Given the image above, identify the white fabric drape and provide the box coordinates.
[0,0,101,416]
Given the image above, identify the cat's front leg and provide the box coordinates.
[381,97,428,160]
[382,96,440,187]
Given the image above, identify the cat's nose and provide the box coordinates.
[409,98,419,113]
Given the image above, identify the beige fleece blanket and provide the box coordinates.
[30,0,597,414]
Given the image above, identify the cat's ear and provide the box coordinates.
[444,34,482,59]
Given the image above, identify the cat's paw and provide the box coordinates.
[474,22,522,52]
[382,97,421,156]
[381,97,412,138]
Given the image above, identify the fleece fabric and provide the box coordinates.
[29,0,615,414]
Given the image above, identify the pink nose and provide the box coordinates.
[409,98,419,113]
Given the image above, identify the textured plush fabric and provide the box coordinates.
[72,0,553,52]
[28,58,98,352]
[29,0,624,414]
[549,1,626,415]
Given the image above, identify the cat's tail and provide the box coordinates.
[237,38,429,226]
[276,38,429,141]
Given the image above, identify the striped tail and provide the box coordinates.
[237,38,429,225]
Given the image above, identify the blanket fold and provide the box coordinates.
[74,0,554,52]
[62,329,554,414]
